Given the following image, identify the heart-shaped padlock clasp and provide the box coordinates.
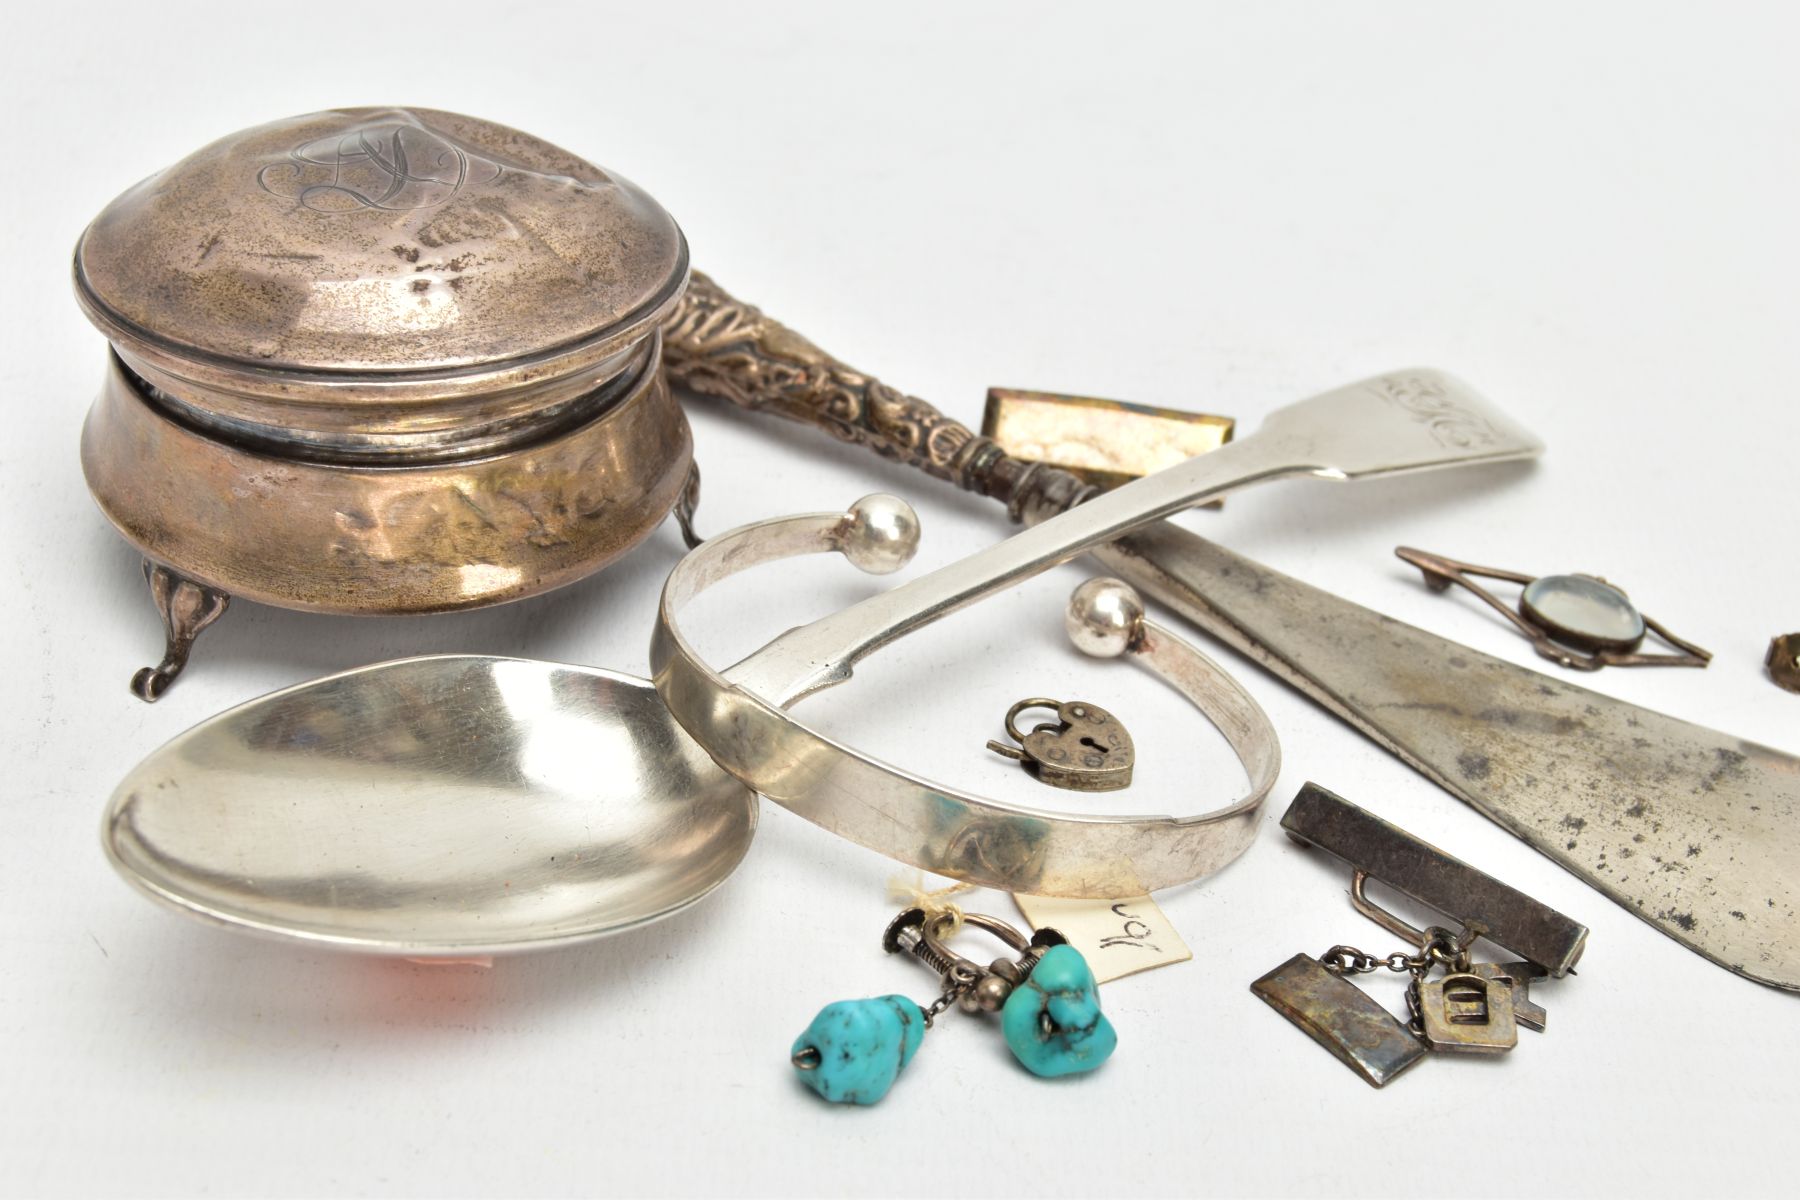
[986,698,1135,792]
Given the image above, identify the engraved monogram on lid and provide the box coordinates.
[256,115,610,214]
[71,107,696,695]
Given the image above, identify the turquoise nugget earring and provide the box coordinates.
[790,906,1117,1105]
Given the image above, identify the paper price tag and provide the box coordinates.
[1012,893,1191,983]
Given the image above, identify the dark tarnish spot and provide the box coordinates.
[392,244,421,263]
[1377,701,1465,717]
[416,207,508,248]
[197,231,222,263]
[1477,707,1583,736]
[1700,747,1750,793]
[1659,910,1698,932]
[1625,801,1647,819]
[1560,815,1587,832]
[1731,911,1746,921]
[1687,845,1701,857]
[410,279,431,293]
[1457,752,1491,780]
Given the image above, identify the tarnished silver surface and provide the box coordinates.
[74,108,696,695]
[1252,954,1429,1088]
[1472,961,1549,1031]
[131,561,231,702]
[664,276,1796,988]
[1417,972,1518,1054]
[1283,782,1588,976]
[654,379,1540,895]
[1095,527,1800,990]
[664,272,1798,987]
[76,106,686,385]
[104,657,754,954]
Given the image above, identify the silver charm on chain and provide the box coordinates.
[1252,783,1587,1087]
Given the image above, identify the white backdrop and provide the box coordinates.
[3,4,1796,1197]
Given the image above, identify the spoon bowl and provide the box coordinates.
[102,374,1542,954]
[103,655,755,955]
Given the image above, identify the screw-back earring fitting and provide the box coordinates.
[789,905,1118,1106]
[882,907,1067,1017]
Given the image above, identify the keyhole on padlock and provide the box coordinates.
[986,697,1135,792]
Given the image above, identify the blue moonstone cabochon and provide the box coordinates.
[1520,574,1645,649]
[791,995,925,1105]
[1001,944,1117,1078]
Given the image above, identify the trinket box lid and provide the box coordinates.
[73,106,687,385]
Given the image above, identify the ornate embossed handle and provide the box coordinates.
[660,272,1093,523]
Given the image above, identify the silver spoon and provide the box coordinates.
[103,371,1541,955]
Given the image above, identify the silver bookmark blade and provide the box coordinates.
[1095,527,1800,992]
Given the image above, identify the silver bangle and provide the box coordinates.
[651,498,1281,897]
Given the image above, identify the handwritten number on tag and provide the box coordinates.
[1098,902,1162,953]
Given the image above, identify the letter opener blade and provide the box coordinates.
[1091,525,1800,991]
